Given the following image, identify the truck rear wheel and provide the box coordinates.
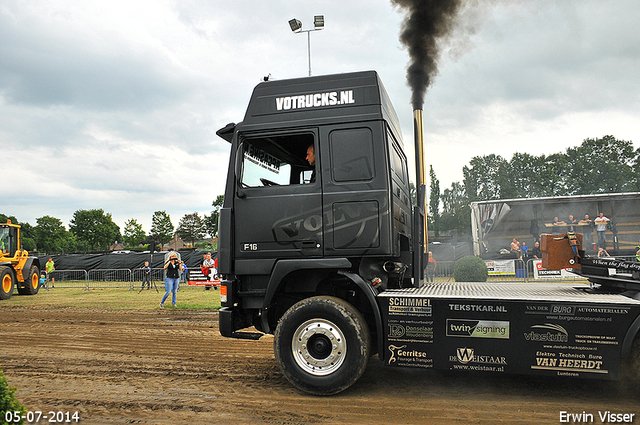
[0,266,15,300]
[623,335,640,383]
[274,296,371,395]
[18,265,40,295]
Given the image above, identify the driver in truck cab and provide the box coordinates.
[306,143,316,183]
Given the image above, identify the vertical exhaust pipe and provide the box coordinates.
[413,109,429,254]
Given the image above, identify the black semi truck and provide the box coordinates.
[216,71,640,395]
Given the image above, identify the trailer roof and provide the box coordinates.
[470,192,640,207]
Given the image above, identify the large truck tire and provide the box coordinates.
[0,266,15,300]
[18,265,40,296]
[623,335,640,384]
[274,296,371,395]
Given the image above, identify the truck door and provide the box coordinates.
[233,130,322,261]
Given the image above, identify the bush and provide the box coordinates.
[453,256,488,282]
[0,366,26,425]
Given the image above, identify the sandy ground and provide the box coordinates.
[1,307,639,425]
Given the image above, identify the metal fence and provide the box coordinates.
[46,270,88,289]
[46,267,167,290]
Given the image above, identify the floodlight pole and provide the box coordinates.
[307,31,312,77]
[289,16,324,77]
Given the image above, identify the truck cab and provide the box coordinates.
[217,72,419,381]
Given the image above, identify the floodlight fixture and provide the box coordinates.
[289,18,302,33]
[314,15,324,29]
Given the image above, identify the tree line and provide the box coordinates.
[1,196,224,254]
[428,135,640,237]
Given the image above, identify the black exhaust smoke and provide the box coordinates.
[393,0,464,266]
[392,0,463,110]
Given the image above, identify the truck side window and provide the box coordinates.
[240,133,315,187]
[330,128,374,182]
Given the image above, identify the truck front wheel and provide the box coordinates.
[274,296,371,395]
[0,266,15,300]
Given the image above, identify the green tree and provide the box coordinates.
[176,212,205,247]
[564,136,638,195]
[204,195,224,238]
[463,154,510,202]
[123,219,146,247]
[35,215,67,254]
[439,181,471,235]
[0,214,18,224]
[633,147,640,191]
[150,211,174,245]
[428,165,440,237]
[69,209,121,252]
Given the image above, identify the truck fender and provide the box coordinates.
[260,258,352,333]
[622,312,640,358]
[336,271,384,357]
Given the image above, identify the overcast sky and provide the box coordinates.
[2,0,639,235]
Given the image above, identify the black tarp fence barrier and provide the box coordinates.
[38,250,216,273]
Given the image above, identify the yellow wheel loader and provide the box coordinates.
[0,220,40,300]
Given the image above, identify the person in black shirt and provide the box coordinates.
[531,241,542,259]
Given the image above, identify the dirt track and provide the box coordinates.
[1,307,639,425]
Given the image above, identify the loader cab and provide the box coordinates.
[0,225,18,258]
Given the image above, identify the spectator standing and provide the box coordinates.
[567,215,578,232]
[426,251,436,283]
[552,217,565,235]
[594,212,610,249]
[45,257,55,288]
[181,263,189,283]
[141,261,151,290]
[161,253,182,308]
[582,214,594,250]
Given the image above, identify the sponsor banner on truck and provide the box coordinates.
[446,319,510,339]
[387,343,434,369]
[484,259,515,275]
[379,292,640,379]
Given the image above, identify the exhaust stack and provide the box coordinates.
[413,109,428,254]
